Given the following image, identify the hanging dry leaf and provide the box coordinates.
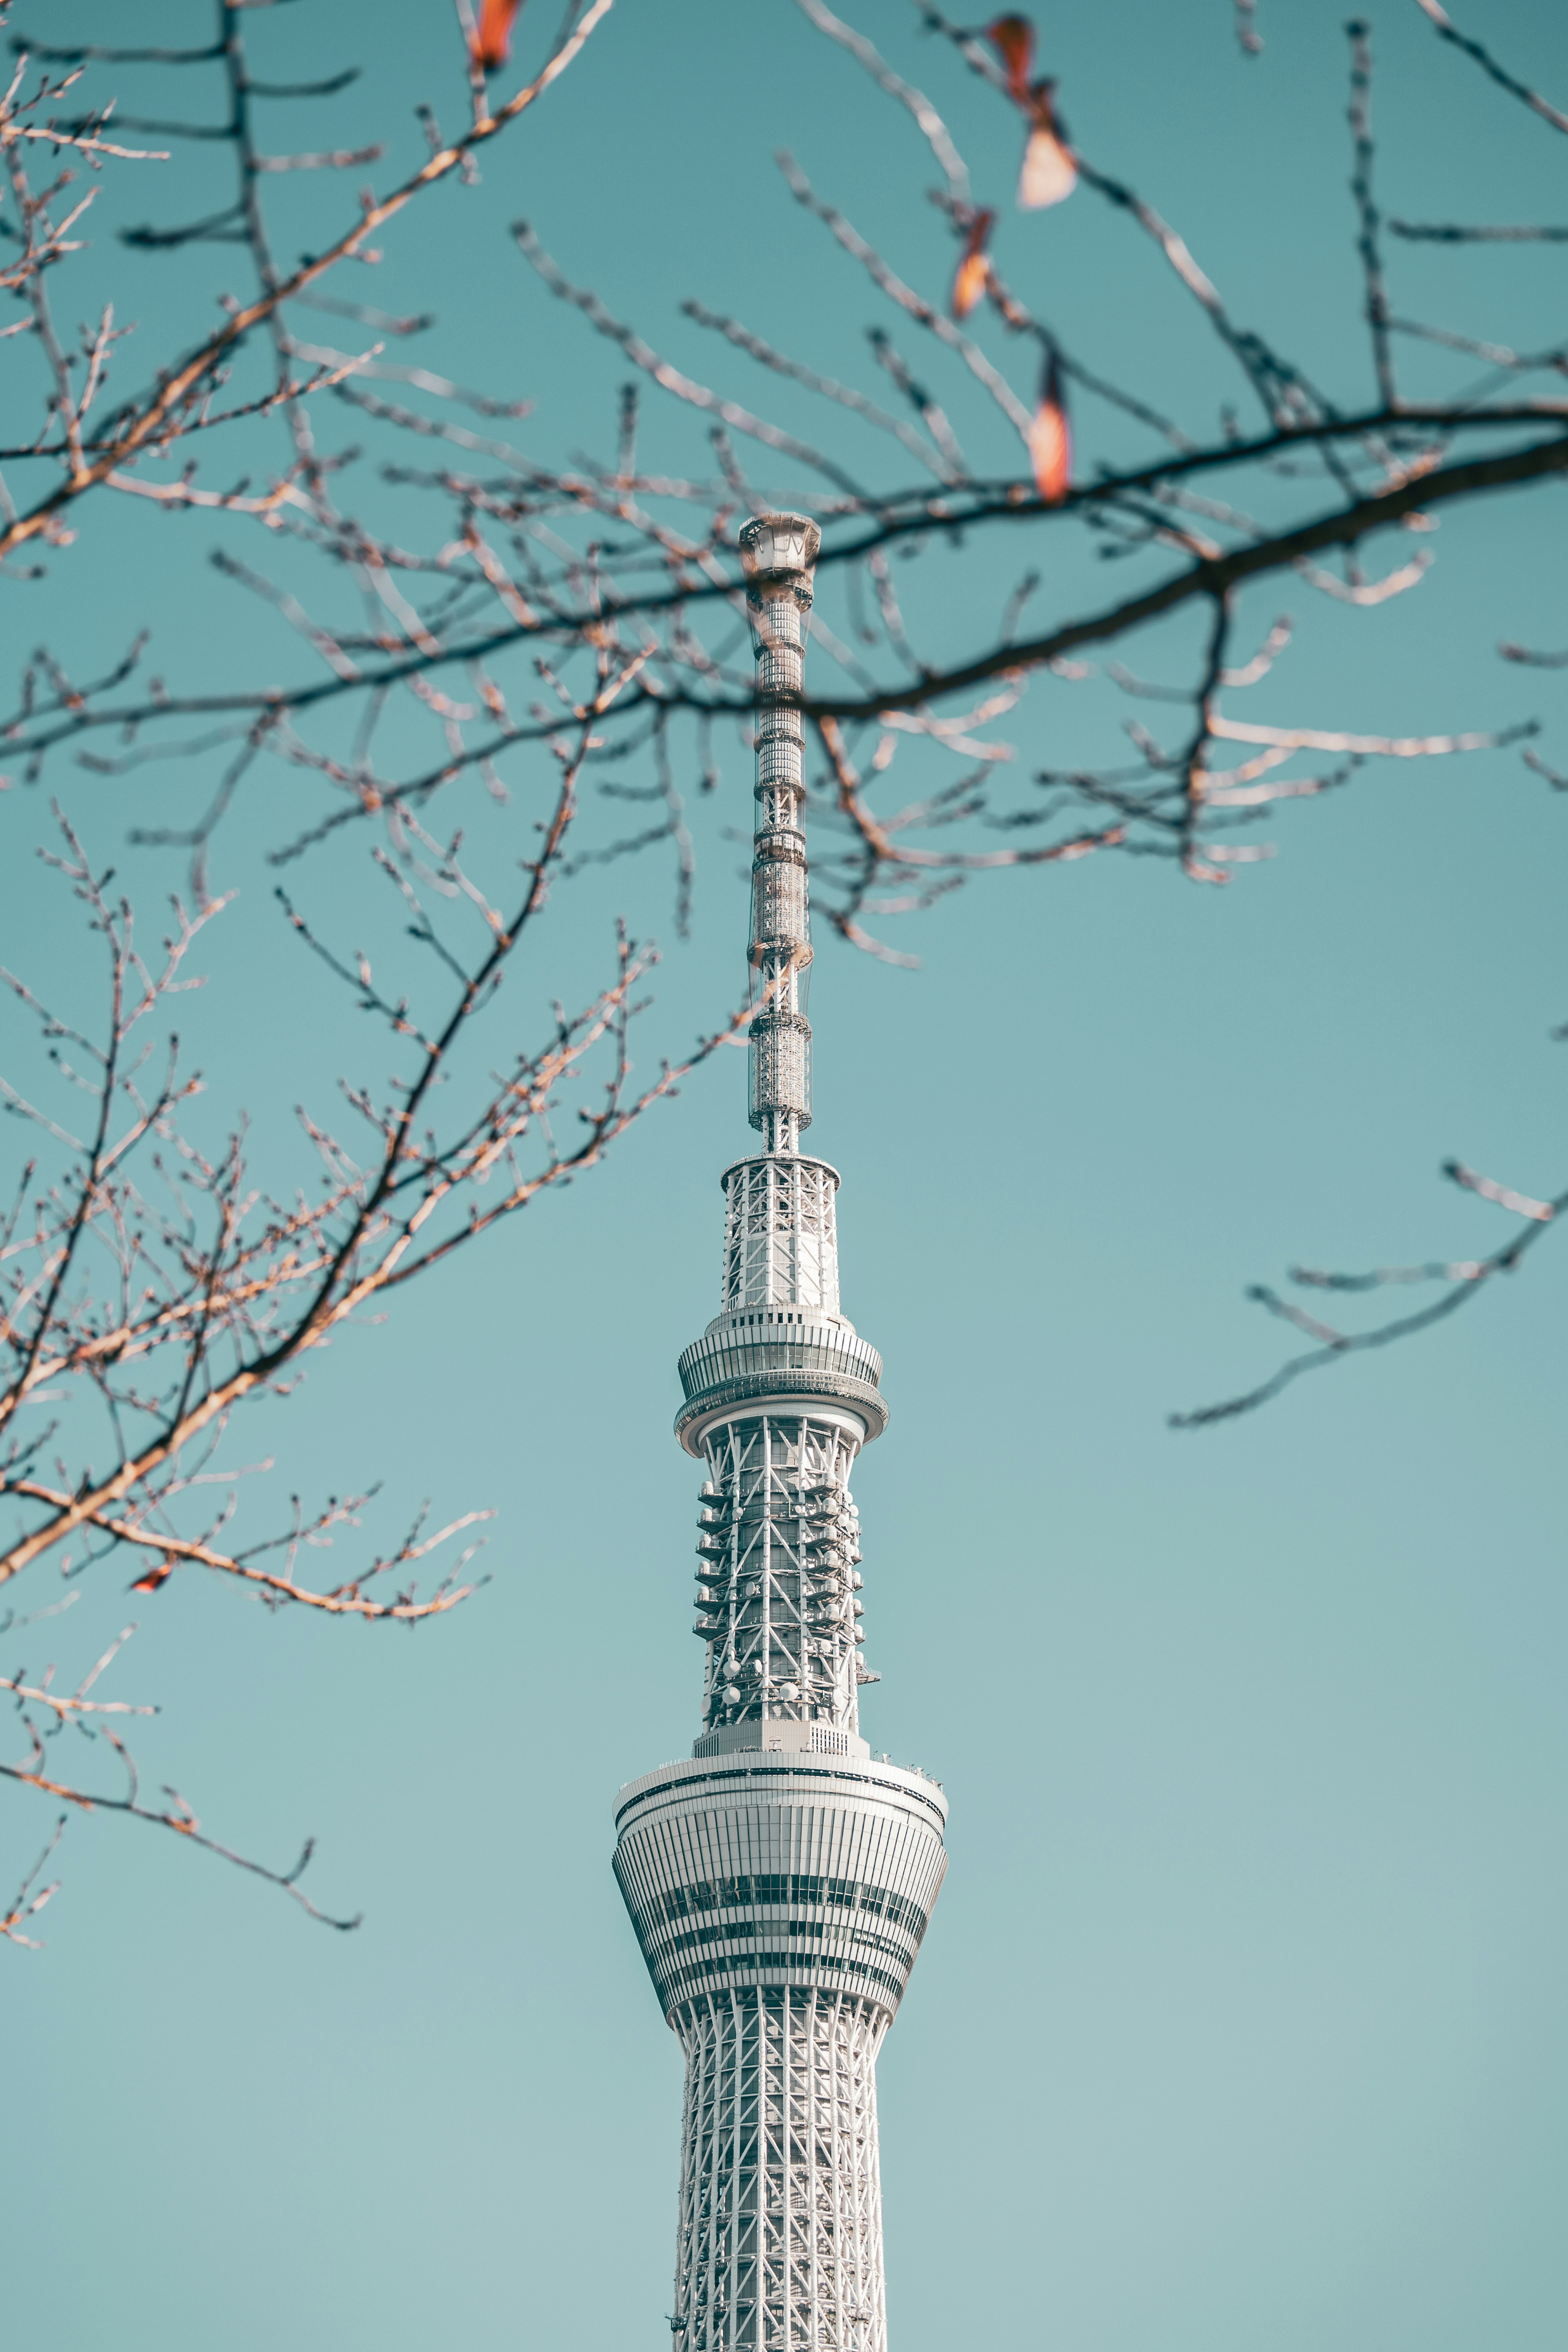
[986,14,1037,105]
[951,208,996,321]
[1019,84,1077,210]
[472,0,524,71]
[1028,357,1071,503]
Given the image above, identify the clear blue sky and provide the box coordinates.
[5,2,1567,2348]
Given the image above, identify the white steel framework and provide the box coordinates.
[722,1156,841,1318]
[694,1414,864,1745]
[614,515,947,2352]
[674,1991,887,2352]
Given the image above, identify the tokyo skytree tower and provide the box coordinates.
[613,515,949,2352]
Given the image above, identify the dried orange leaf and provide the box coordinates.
[950,208,996,321]
[472,0,524,72]
[1028,360,1071,503]
[986,15,1037,105]
[952,252,989,320]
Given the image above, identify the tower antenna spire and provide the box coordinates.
[612,513,948,2352]
[739,510,820,1159]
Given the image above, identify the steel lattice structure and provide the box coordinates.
[615,515,948,2352]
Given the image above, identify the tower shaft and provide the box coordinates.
[674,1991,887,2352]
[614,515,947,2352]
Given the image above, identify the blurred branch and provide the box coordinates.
[1411,0,1568,139]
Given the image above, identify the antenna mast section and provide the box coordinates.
[740,511,820,1159]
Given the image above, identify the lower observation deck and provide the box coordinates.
[613,1750,947,2026]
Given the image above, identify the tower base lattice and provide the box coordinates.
[674,1989,888,2352]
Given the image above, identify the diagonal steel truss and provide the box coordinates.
[722,1156,842,1318]
[695,1414,865,1741]
[674,1989,888,2352]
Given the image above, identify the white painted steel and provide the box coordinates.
[686,1413,867,1744]
[740,512,819,1157]
[673,1991,887,2352]
[615,516,947,2352]
[721,1157,842,1316]
[613,1752,948,2022]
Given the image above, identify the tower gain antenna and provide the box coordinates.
[739,509,819,1158]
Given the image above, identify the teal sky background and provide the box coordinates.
[4,2,1568,2348]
